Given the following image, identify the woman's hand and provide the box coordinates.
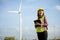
[35,22,43,26]
[35,22,41,25]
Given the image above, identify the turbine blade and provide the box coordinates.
[8,11,18,13]
[19,0,22,12]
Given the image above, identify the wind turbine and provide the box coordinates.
[8,0,22,40]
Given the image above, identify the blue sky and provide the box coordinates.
[0,0,60,40]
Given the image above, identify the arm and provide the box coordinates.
[42,17,48,26]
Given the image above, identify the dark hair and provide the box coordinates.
[37,10,44,19]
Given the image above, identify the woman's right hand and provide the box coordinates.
[35,22,44,27]
[35,22,41,25]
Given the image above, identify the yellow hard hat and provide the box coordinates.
[38,8,44,11]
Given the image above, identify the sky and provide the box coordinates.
[0,0,60,40]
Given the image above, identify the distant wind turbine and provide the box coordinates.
[8,0,22,40]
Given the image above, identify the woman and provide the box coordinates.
[34,8,48,40]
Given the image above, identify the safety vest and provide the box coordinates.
[36,16,47,32]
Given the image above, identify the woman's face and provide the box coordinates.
[38,10,44,16]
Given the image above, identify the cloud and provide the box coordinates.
[55,5,60,11]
